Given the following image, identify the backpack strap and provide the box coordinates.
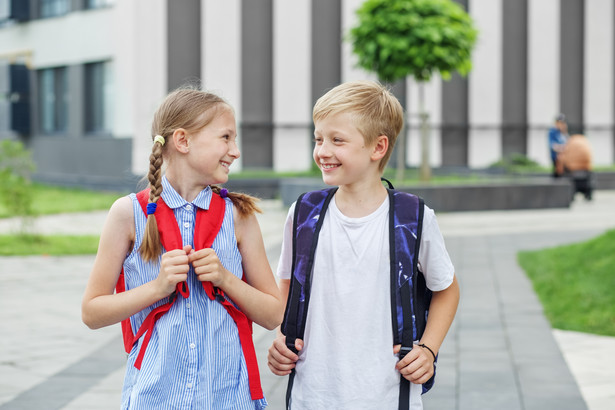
[281,188,336,409]
[195,193,264,400]
[390,189,436,409]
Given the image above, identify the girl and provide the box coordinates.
[82,87,283,409]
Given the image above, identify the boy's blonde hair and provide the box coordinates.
[313,80,404,172]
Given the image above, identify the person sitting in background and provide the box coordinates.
[556,133,593,200]
[548,114,568,177]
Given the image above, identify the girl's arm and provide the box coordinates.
[191,208,284,330]
[81,196,191,329]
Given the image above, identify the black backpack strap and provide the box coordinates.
[282,188,336,409]
[394,194,429,409]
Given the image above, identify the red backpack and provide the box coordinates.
[115,189,263,400]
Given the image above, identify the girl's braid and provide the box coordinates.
[139,138,165,261]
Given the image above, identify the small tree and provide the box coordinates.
[350,0,477,181]
[0,140,36,233]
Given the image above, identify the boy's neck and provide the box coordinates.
[334,180,388,218]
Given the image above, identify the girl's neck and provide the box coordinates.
[164,171,209,203]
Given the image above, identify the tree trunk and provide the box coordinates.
[418,82,431,182]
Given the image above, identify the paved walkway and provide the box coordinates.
[1,192,614,409]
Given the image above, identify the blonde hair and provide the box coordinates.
[313,80,404,172]
[140,86,261,262]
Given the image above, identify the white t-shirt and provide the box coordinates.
[277,194,455,410]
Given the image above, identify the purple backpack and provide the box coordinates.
[281,180,435,410]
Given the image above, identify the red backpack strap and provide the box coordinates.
[195,193,263,400]
[116,268,135,354]
[118,189,189,368]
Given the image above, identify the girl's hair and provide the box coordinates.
[140,86,261,262]
[313,80,404,172]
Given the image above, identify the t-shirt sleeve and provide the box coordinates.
[418,205,455,291]
[276,202,296,280]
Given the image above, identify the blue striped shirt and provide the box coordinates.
[120,177,267,409]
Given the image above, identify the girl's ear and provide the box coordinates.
[172,129,189,153]
[371,135,389,161]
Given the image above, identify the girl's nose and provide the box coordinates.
[229,140,240,159]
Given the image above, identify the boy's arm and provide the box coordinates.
[419,274,460,356]
[395,275,459,384]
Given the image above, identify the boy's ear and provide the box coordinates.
[371,135,389,161]
[172,129,190,153]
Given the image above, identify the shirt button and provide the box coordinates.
[186,303,191,309]
[186,204,192,211]
[183,222,190,228]
[190,343,196,349]
[187,382,193,388]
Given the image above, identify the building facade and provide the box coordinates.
[0,0,613,190]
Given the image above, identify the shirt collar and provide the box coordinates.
[160,176,213,210]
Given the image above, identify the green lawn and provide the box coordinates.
[0,183,124,218]
[0,234,101,256]
[0,184,122,255]
[518,229,615,336]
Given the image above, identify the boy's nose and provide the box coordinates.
[315,142,332,158]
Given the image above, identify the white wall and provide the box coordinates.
[584,0,614,167]
[527,0,560,166]
[468,0,503,168]
[272,0,312,172]
[202,0,243,172]
[129,0,167,176]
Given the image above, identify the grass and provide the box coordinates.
[0,234,101,255]
[0,184,122,255]
[0,183,123,218]
[518,229,615,336]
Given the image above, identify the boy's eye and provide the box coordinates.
[313,137,323,143]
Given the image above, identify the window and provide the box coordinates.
[84,61,113,134]
[39,0,69,18]
[38,67,68,134]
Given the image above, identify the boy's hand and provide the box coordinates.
[393,344,434,384]
[190,248,229,288]
[267,334,303,376]
[155,245,192,296]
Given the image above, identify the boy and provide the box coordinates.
[267,81,459,409]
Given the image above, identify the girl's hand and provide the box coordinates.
[189,248,229,288]
[155,245,192,297]
[393,344,435,384]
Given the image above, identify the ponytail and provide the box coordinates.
[139,136,165,262]
[210,185,262,216]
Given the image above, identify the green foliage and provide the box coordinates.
[518,229,615,336]
[350,0,478,83]
[489,153,544,173]
[0,140,36,230]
